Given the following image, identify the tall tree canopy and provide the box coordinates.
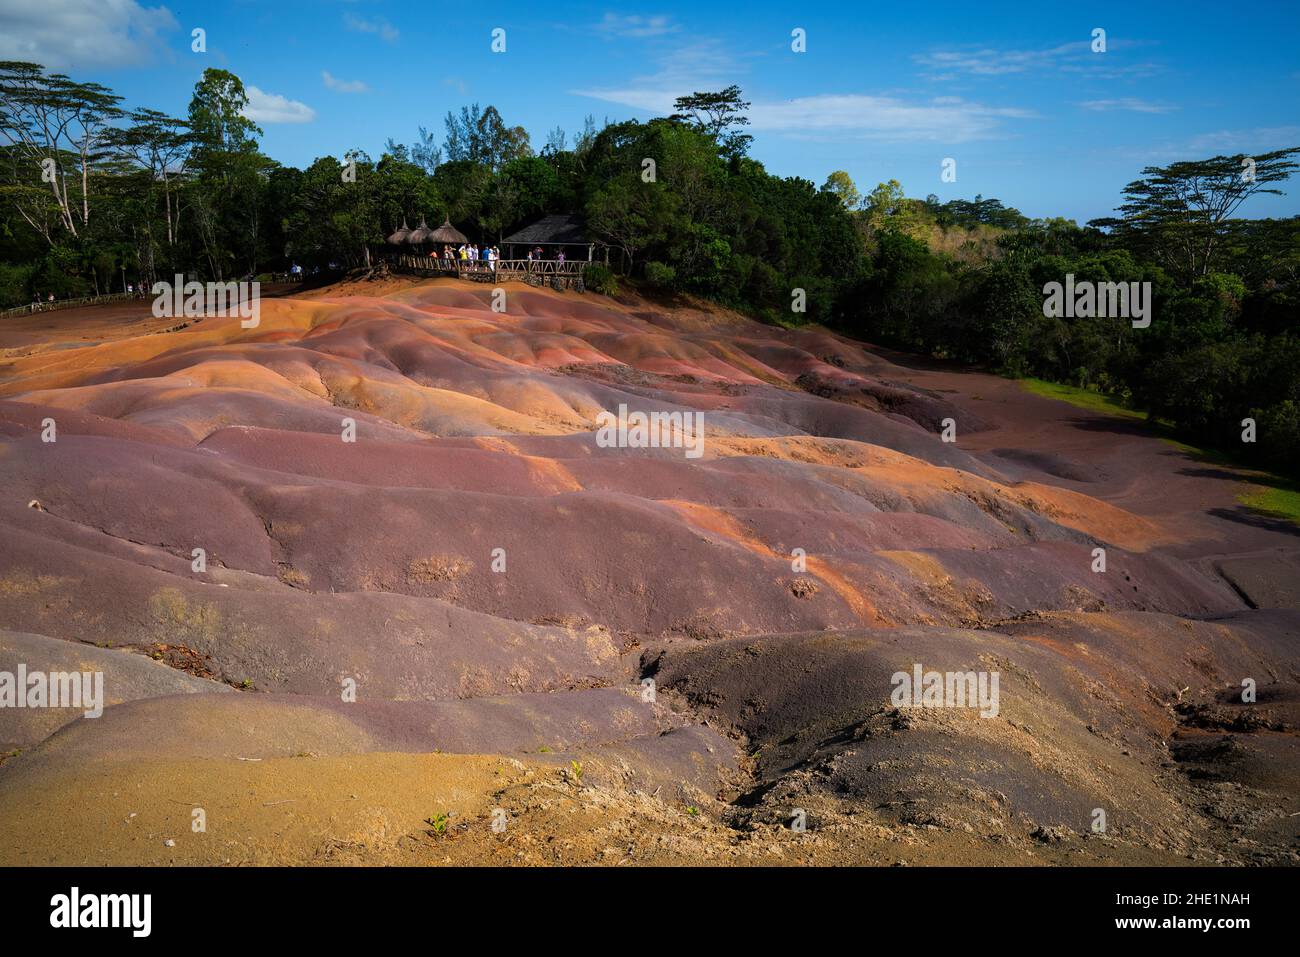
[0,60,123,241]
[670,85,753,157]
[442,104,531,171]
[1095,148,1300,282]
[822,171,862,209]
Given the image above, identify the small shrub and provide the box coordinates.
[583,264,619,295]
[644,260,677,287]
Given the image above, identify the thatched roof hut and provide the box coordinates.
[380,216,470,262]
[502,213,591,247]
[501,213,605,261]
[427,218,469,245]
[407,218,436,244]
[386,218,411,245]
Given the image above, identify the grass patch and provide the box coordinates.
[1238,484,1300,525]
[1017,378,1145,420]
[770,313,813,330]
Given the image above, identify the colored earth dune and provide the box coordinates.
[0,277,1296,865]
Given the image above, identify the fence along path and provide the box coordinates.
[2,260,587,318]
[387,255,589,290]
[1,291,149,319]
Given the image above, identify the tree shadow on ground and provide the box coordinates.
[1178,467,1246,482]
[1174,447,1300,531]
[858,343,995,375]
[1063,415,1163,437]
[1207,506,1300,537]
[1061,413,1300,530]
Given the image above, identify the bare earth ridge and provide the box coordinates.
[0,277,1295,866]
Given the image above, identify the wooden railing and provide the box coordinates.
[387,254,591,290]
[0,291,149,319]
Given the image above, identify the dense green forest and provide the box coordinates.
[2,62,1298,476]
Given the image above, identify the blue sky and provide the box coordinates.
[3,0,1298,222]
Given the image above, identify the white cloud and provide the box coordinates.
[653,37,745,86]
[574,85,675,114]
[1097,127,1300,165]
[322,70,369,94]
[345,13,398,43]
[574,85,1034,143]
[0,0,178,69]
[575,28,1032,143]
[576,29,1033,144]
[754,95,1033,142]
[915,40,1160,81]
[242,86,316,124]
[572,36,748,113]
[596,13,677,38]
[1081,98,1176,114]
[915,43,1080,77]
[1187,126,1300,154]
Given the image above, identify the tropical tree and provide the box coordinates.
[670,85,752,157]
[186,69,271,277]
[1096,148,1300,282]
[822,170,861,210]
[443,104,531,171]
[0,60,124,241]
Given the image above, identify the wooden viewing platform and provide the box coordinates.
[386,254,591,290]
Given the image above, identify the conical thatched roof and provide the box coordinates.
[427,218,469,245]
[407,218,435,244]
[386,218,411,245]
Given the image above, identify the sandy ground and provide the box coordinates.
[1,749,1188,867]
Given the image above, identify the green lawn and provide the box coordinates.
[1017,378,1146,420]
[1238,484,1300,525]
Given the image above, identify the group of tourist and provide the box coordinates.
[527,247,565,264]
[423,244,570,272]
[429,244,500,272]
